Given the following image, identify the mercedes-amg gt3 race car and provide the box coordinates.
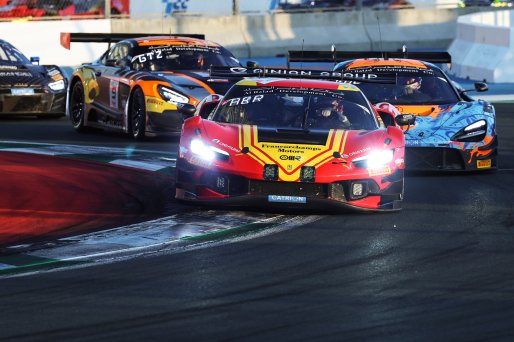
[175,67,414,212]
[288,50,498,171]
[0,39,67,117]
[62,33,242,139]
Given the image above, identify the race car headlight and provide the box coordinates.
[190,139,215,161]
[451,120,487,142]
[158,85,189,104]
[353,149,394,169]
[48,79,65,91]
[190,139,229,162]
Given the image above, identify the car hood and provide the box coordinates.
[395,101,491,143]
[153,70,238,101]
[0,64,51,87]
[189,119,403,182]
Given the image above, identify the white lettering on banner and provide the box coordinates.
[268,195,307,203]
[226,95,264,107]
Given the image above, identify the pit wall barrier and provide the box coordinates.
[0,8,493,68]
[448,9,514,83]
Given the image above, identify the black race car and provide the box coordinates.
[62,33,244,139]
[0,39,67,118]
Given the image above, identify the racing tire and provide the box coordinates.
[69,81,87,132]
[129,88,146,140]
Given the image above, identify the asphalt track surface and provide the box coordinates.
[0,103,514,340]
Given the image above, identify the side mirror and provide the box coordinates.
[178,103,196,118]
[395,114,416,126]
[30,56,40,65]
[246,60,259,68]
[474,82,488,92]
[377,110,396,127]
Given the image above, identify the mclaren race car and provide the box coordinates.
[175,67,414,212]
[288,50,498,171]
[62,33,242,139]
[0,39,67,117]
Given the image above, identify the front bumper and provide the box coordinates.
[0,93,66,115]
[146,110,184,136]
[175,158,404,212]
[405,137,498,171]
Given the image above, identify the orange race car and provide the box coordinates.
[62,33,243,139]
[288,50,497,171]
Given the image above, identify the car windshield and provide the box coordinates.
[211,85,379,131]
[131,44,241,71]
[0,43,30,64]
[345,69,460,105]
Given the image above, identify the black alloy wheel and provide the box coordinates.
[130,88,146,140]
[69,81,86,131]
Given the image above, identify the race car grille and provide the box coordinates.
[249,180,328,199]
[405,147,465,170]
[0,94,55,113]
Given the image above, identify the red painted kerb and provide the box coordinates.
[0,152,172,247]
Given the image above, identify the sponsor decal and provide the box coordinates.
[212,139,240,153]
[189,155,211,168]
[348,147,371,156]
[477,159,491,169]
[132,50,163,63]
[261,143,322,153]
[147,98,164,106]
[0,71,32,77]
[268,195,307,203]
[109,79,119,108]
[11,88,34,95]
[51,74,64,81]
[0,65,17,70]
[280,155,301,161]
[368,166,391,177]
[222,95,264,107]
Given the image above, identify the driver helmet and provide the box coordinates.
[403,77,422,91]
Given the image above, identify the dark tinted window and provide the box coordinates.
[340,67,460,105]
[131,44,240,71]
[0,42,30,64]
[211,84,379,131]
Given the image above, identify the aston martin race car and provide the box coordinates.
[288,50,498,171]
[0,39,67,117]
[62,33,242,139]
[175,67,414,212]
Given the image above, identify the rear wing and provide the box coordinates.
[287,50,452,67]
[209,66,396,84]
[60,32,206,49]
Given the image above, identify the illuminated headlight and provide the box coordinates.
[190,138,229,161]
[158,85,189,104]
[464,120,486,132]
[451,120,487,142]
[48,79,65,91]
[190,139,215,161]
[353,150,394,169]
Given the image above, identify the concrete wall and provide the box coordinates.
[113,9,481,58]
[448,10,514,83]
[0,8,491,68]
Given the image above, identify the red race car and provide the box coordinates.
[175,67,414,212]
